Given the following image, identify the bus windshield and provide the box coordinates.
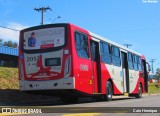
[23,27,65,50]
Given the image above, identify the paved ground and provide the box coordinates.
[0,94,160,116]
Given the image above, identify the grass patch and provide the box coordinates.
[0,67,18,89]
[148,83,160,94]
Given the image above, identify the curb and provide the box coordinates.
[112,93,160,99]
[143,93,160,96]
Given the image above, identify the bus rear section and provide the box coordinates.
[19,24,75,93]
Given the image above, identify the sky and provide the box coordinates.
[0,0,160,72]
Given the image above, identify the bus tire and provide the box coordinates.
[105,81,113,101]
[135,84,142,98]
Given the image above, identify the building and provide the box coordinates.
[0,45,18,67]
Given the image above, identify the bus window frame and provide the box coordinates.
[74,31,90,60]
[100,41,112,65]
[128,52,134,70]
[133,54,139,71]
[137,56,143,72]
[111,45,121,67]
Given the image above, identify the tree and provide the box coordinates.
[156,68,160,80]
[3,40,18,48]
[13,42,18,48]
[7,40,13,47]
[155,68,160,87]
[3,41,8,46]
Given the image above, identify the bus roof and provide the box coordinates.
[69,23,143,57]
[88,31,142,56]
[21,23,143,57]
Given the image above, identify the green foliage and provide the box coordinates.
[7,40,13,47]
[3,41,8,46]
[155,68,160,80]
[0,39,18,48]
[13,42,18,48]
[148,83,160,94]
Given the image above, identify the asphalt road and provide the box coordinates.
[58,95,160,107]
[1,95,160,116]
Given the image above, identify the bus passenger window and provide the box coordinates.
[111,46,121,66]
[133,54,138,71]
[128,52,134,70]
[137,56,142,71]
[75,32,89,59]
[100,42,111,64]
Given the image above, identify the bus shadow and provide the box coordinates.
[0,89,60,106]
[0,89,136,106]
[57,97,135,106]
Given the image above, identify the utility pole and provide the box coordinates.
[124,44,132,48]
[34,6,52,25]
[150,59,156,73]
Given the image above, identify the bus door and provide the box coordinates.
[90,40,101,93]
[142,59,148,92]
[121,52,129,93]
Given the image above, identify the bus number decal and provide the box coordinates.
[27,56,40,62]
[80,64,88,71]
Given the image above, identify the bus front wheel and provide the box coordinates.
[105,81,113,101]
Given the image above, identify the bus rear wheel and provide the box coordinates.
[135,84,142,98]
[105,81,113,101]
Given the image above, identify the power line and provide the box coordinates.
[34,6,52,25]
[45,11,58,23]
[45,12,54,22]
[0,25,19,31]
[45,11,60,23]
[50,9,69,23]
[51,16,61,23]
[124,44,132,48]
